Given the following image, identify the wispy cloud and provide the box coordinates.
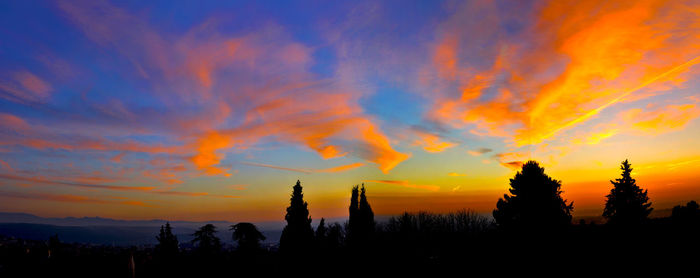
[241,161,364,174]
[0,174,155,192]
[426,0,700,146]
[467,148,492,156]
[316,162,365,173]
[364,180,440,191]
[0,71,52,104]
[492,152,526,170]
[0,190,154,207]
[241,162,312,174]
[412,129,457,153]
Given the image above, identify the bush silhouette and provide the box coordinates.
[493,160,573,230]
[279,180,314,253]
[603,160,652,226]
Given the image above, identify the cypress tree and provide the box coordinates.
[603,160,653,226]
[348,185,359,236]
[155,222,179,257]
[348,184,375,245]
[359,184,376,236]
[279,180,314,253]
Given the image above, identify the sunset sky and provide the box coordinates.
[1,0,699,222]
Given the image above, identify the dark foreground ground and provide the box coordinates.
[1,217,698,276]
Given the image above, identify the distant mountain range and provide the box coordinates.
[0,212,283,246]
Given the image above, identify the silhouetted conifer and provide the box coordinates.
[603,160,652,226]
[155,222,179,257]
[493,160,573,230]
[279,180,314,253]
[359,184,376,234]
[347,184,376,246]
[231,222,266,253]
[348,185,359,235]
[191,224,221,255]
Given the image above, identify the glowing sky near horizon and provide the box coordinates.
[1,0,700,222]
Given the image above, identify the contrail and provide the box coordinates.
[542,55,700,140]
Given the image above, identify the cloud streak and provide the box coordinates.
[364,180,440,191]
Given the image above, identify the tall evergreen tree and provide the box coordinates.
[348,185,359,234]
[493,160,573,230]
[347,184,375,245]
[231,222,266,253]
[359,184,376,236]
[603,160,653,225]
[155,222,179,257]
[191,224,221,255]
[279,180,314,253]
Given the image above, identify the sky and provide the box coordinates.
[1,0,699,222]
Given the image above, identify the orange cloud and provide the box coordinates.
[53,0,411,177]
[364,179,440,191]
[316,162,365,173]
[448,172,466,177]
[493,152,527,170]
[0,71,52,104]
[622,104,700,134]
[111,152,126,163]
[152,190,209,197]
[228,184,248,190]
[426,0,700,147]
[190,131,235,176]
[0,160,13,172]
[240,161,364,174]
[412,130,457,153]
[572,128,620,145]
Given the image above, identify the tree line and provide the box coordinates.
[154,159,697,255]
[3,159,698,276]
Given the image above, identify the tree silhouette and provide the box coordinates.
[155,222,179,257]
[191,224,221,255]
[231,222,266,252]
[671,200,699,227]
[603,160,652,226]
[359,184,376,235]
[348,185,359,236]
[279,180,314,253]
[326,222,344,250]
[493,160,573,230]
[347,184,376,246]
[315,218,330,251]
